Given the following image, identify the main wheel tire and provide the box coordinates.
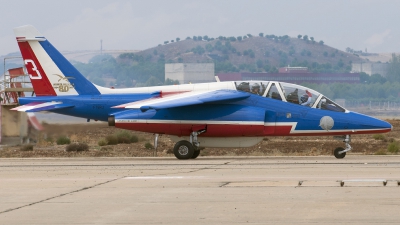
[191,150,200,159]
[334,147,346,159]
[173,140,194,160]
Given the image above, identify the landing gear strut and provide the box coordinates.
[334,135,352,159]
[174,129,206,160]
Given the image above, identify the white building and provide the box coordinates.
[352,62,389,77]
[165,63,215,84]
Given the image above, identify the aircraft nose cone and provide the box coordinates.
[377,118,392,129]
[350,112,392,134]
[387,121,393,131]
[368,117,392,133]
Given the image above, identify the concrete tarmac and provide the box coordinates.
[0,156,399,224]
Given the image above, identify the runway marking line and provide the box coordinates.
[124,176,184,179]
[123,176,205,179]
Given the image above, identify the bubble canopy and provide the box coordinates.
[234,81,346,112]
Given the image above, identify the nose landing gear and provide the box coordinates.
[333,135,352,159]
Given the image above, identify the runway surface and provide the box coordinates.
[0,156,399,224]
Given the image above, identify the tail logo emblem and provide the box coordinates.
[53,74,75,82]
[51,74,75,92]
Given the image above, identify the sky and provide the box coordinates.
[0,0,399,57]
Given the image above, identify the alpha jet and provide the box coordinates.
[12,25,392,159]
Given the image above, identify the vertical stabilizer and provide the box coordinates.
[14,25,100,96]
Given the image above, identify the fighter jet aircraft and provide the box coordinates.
[12,25,392,159]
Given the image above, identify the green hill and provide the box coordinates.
[120,35,363,73]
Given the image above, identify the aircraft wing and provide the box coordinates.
[11,102,75,112]
[113,89,251,112]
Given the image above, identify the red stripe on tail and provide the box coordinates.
[17,41,57,96]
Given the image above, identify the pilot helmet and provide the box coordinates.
[252,83,260,91]
[238,82,250,91]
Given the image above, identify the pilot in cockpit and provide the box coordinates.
[300,90,312,106]
[320,98,343,112]
[251,83,261,95]
[237,82,250,92]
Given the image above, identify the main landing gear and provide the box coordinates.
[173,129,206,160]
[333,135,352,159]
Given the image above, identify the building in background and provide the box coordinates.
[351,62,389,77]
[165,63,215,84]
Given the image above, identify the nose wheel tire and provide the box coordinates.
[334,147,346,159]
[173,140,194,160]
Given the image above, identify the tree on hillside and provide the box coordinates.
[256,59,264,68]
[164,41,169,45]
[370,74,387,84]
[243,35,248,39]
[288,48,295,56]
[297,35,302,39]
[192,45,205,55]
[203,35,209,41]
[205,43,213,52]
[176,37,180,42]
[193,36,197,40]
[237,36,242,41]
[319,40,324,45]
[310,37,315,43]
[145,76,162,87]
[186,37,191,40]
[164,78,180,85]
[171,40,174,43]
[247,34,253,37]
[153,50,158,55]
[249,51,255,58]
[259,33,264,37]
[89,54,115,63]
[197,36,203,41]
[359,72,369,83]
[303,35,309,41]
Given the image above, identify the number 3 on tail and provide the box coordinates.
[24,59,42,79]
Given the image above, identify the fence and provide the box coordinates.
[345,100,400,111]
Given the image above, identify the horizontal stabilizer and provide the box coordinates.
[11,102,74,112]
[113,89,251,112]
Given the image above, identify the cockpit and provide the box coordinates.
[235,81,346,112]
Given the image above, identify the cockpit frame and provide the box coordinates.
[234,81,347,113]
